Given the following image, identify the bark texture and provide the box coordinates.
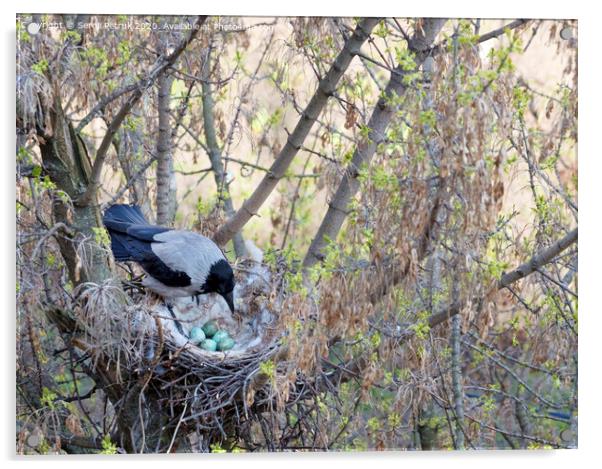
[38,92,111,285]
[155,72,177,225]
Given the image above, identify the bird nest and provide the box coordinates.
[63,247,326,451]
[109,258,287,448]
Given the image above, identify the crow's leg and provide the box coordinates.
[165,301,185,336]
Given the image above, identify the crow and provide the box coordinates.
[103,204,235,313]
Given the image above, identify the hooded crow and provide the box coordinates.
[103,204,235,312]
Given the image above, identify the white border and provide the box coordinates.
[3,1,600,468]
[5,0,586,18]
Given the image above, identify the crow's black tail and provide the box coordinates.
[103,204,149,231]
[103,204,149,261]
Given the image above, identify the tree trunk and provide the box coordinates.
[201,45,246,257]
[37,91,178,453]
[156,72,177,225]
[38,93,111,284]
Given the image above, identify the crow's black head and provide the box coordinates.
[202,259,235,312]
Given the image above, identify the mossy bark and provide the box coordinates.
[37,92,178,453]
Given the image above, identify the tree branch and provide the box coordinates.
[75,84,138,133]
[429,19,530,56]
[76,15,207,207]
[212,17,380,246]
[201,43,246,257]
[499,229,578,288]
[302,18,446,269]
[426,228,578,330]
[112,130,154,218]
[155,70,176,225]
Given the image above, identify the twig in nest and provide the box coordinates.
[150,315,164,368]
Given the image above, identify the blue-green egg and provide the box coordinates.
[212,330,230,344]
[217,337,235,351]
[200,339,217,351]
[202,320,218,338]
[189,327,206,344]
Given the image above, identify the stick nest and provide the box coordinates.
[76,258,288,448]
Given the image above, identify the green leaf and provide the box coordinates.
[100,434,118,454]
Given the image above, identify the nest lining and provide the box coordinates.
[140,260,280,362]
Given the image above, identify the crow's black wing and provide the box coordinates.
[104,223,167,261]
[117,235,192,288]
[103,204,165,262]
[138,256,192,288]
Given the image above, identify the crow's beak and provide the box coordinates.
[222,291,235,313]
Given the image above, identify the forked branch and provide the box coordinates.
[212,18,380,246]
[302,18,446,269]
[426,228,578,330]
